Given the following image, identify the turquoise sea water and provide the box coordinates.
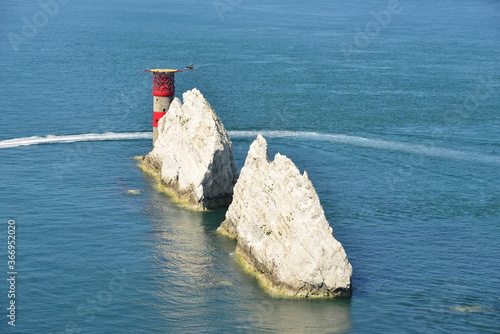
[1,0,499,333]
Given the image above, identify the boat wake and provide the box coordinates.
[0,130,498,164]
[0,132,151,149]
[231,130,500,164]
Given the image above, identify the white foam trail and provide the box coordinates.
[229,130,500,165]
[0,130,498,165]
[0,132,151,149]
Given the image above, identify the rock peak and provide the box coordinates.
[245,134,269,165]
[218,135,352,297]
[141,89,238,210]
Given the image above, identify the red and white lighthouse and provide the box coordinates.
[144,69,182,144]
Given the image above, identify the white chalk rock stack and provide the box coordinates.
[218,135,352,297]
[141,89,238,210]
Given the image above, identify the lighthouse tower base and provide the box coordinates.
[153,96,173,144]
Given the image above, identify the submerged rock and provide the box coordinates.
[141,89,238,210]
[218,135,352,297]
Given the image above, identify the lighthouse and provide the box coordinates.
[144,69,182,144]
